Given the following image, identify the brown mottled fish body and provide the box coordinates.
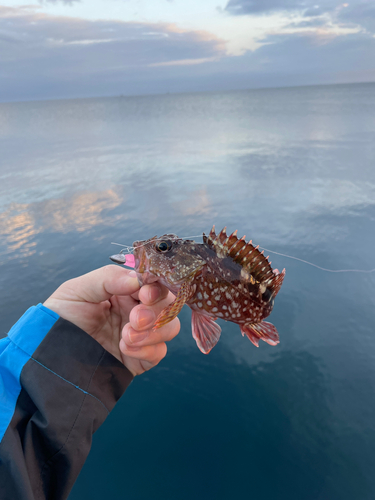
[132,226,285,354]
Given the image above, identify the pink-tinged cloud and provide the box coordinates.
[0,6,227,101]
[0,4,374,102]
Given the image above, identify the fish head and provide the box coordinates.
[133,234,206,287]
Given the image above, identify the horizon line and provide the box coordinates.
[1,80,374,106]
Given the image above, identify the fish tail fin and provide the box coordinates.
[240,321,280,347]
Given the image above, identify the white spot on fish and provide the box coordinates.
[241,268,251,280]
[198,302,203,308]
[215,295,221,301]
[204,291,209,299]
[212,307,218,312]
[197,292,203,300]
[222,305,227,310]
[207,300,212,306]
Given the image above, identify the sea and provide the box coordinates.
[1,83,375,500]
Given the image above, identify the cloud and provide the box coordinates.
[39,0,81,4]
[338,2,375,32]
[0,3,374,102]
[243,30,375,78]
[0,6,226,101]
[224,0,336,16]
[224,0,375,35]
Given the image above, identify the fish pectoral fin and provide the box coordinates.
[153,281,193,330]
[240,321,280,347]
[191,311,221,354]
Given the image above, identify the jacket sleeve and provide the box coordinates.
[0,304,134,500]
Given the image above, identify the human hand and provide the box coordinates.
[43,265,180,376]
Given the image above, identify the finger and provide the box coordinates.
[120,340,168,368]
[130,290,140,301]
[110,294,140,319]
[138,283,170,305]
[122,317,180,347]
[128,291,176,331]
[53,265,140,304]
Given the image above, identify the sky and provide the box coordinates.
[0,0,374,101]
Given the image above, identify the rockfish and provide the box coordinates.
[111,226,285,354]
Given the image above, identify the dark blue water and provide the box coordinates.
[1,83,375,499]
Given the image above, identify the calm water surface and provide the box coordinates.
[1,83,375,499]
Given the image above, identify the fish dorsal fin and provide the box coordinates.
[269,268,286,298]
[204,226,275,283]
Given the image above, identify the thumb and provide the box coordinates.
[49,265,140,304]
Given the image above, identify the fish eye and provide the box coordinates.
[156,240,172,253]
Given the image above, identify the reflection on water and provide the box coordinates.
[0,204,37,256]
[1,83,375,499]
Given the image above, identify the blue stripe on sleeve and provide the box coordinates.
[0,304,59,442]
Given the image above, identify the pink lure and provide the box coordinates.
[124,254,135,267]
[109,253,136,267]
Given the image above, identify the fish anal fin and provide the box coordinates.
[191,311,221,354]
[153,281,193,330]
[240,321,280,347]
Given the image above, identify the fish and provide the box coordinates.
[111,226,285,354]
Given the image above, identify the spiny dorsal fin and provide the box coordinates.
[204,227,283,289]
[269,269,286,297]
[220,229,274,283]
[206,225,216,247]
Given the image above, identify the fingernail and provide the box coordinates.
[148,285,161,304]
[128,330,149,344]
[137,308,155,329]
[128,271,137,278]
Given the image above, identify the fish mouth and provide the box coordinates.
[132,241,146,273]
[132,241,159,285]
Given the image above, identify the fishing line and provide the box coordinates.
[111,234,375,274]
[258,247,375,274]
[110,234,204,254]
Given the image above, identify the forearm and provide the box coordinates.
[0,305,133,500]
